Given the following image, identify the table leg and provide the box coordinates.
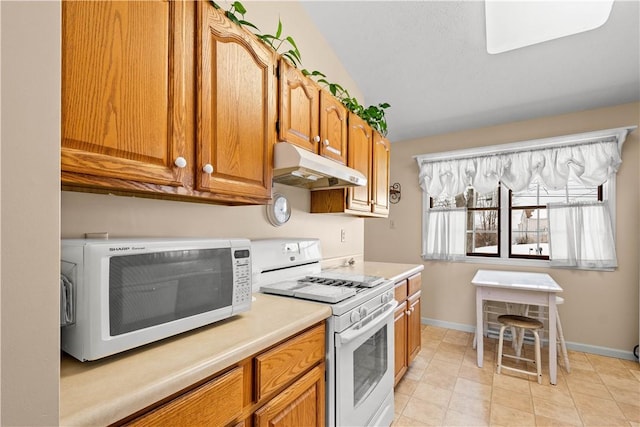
[476,287,484,368]
[548,293,557,385]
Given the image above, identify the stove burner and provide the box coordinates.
[299,276,363,290]
[300,273,386,289]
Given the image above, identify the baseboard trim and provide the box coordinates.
[421,317,639,362]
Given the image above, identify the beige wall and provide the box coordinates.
[1,1,61,425]
[365,102,640,355]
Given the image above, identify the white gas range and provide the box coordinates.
[251,238,396,427]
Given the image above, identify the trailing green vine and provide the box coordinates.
[255,19,302,68]
[303,70,390,136]
[210,1,259,32]
[211,1,390,136]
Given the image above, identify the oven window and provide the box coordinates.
[353,325,388,407]
[109,248,233,335]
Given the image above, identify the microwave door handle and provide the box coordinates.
[60,274,74,326]
[337,300,398,347]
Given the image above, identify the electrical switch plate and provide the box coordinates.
[340,229,346,242]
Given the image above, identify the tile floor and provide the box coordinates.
[393,325,640,426]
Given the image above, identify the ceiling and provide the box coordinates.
[300,1,640,142]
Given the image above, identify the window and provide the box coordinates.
[415,126,634,270]
[432,187,501,257]
[430,179,603,264]
[509,178,602,260]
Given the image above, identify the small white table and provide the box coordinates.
[471,269,563,385]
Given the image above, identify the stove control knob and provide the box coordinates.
[350,311,361,323]
[359,307,369,317]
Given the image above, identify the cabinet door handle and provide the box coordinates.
[202,164,214,174]
[406,310,411,316]
[323,139,330,146]
[174,157,187,168]
[313,135,320,143]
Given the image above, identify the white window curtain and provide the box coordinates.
[548,202,617,269]
[415,126,635,268]
[418,140,622,197]
[424,207,466,260]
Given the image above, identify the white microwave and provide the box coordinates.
[60,238,252,361]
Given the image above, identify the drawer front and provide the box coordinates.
[255,323,325,401]
[128,366,243,426]
[408,273,422,296]
[394,279,408,302]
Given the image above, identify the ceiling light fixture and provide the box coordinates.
[485,0,615,54]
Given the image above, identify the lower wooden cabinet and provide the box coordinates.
[393,273,422,386]
[254,365,325,427]
[120,323,325,427]
[126,366,244,427]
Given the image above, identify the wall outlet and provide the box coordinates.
[340,229,346,242]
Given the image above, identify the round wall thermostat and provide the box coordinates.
[266,193,291,226]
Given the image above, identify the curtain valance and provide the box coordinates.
[415,127,635,197]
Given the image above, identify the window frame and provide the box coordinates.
[422,179,615,268]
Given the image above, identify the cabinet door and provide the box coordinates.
[346,113,372,212]
[197,3,275,200]
[62,1,188,186]
[278,59,320,152]
[319,91,347,164]
[128,366,243,426]
[254,364,325,427]
[394,301,408,386]
[372,132,391,215]
[407,292,422,364]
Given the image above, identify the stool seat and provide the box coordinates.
[498,314,543,330]
[497,314,543,384]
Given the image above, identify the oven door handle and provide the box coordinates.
[337,300,398,347]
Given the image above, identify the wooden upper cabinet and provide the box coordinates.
[278,60,347,165]
[372,132,391,215]
[197,2,275,200]
[61,0,188,186]
[278,59,320,151]
[319,91,348,164]
[346,113,372,213]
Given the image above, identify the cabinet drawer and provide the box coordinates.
[394,279,408,302]
[255,323,325,401]
[128,366,243,426]
[408,273,422,296]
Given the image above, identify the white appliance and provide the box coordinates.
[60,238,252,361]
[272,142,367,189]
[252,238,396,427]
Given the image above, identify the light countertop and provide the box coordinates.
[59,261,423,426]
[60,293,331,426]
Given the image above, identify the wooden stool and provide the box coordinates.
[497,314,543,384]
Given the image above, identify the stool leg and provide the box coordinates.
[556,307,571,373]
[533,329,542,384]
[497,324,507,374]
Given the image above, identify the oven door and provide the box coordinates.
[335,300,397,427]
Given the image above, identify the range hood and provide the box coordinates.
[273,142,367,189]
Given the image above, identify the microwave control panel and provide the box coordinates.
[233,249,252,306]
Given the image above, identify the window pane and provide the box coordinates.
[511,208,549,256]
[467,210,499,254]
[468,188,499,208]
[512,177,600,207]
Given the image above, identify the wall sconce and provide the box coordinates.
[389,183,401,204]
